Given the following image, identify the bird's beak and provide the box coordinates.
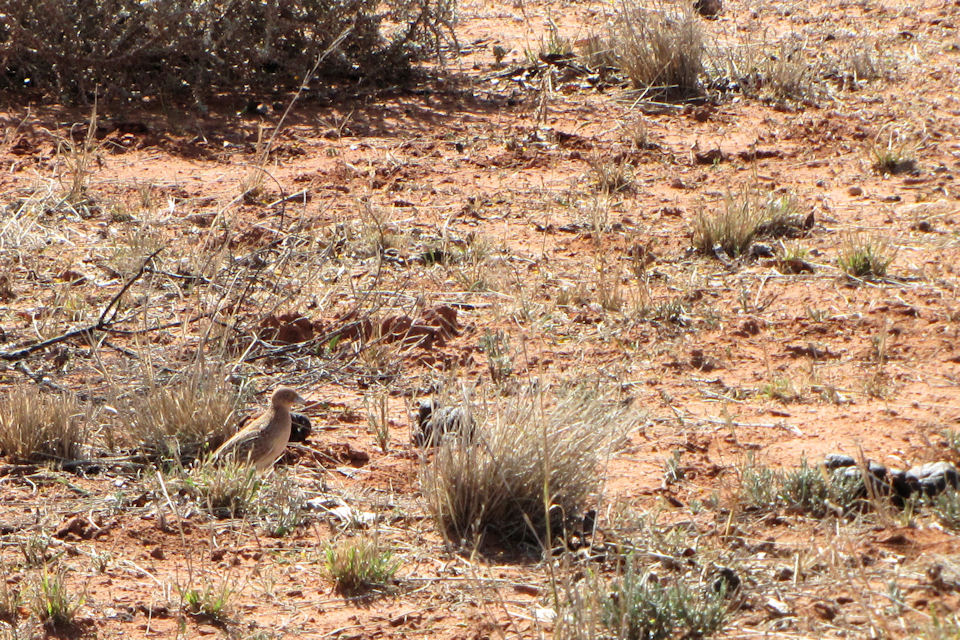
[295,394,308,405]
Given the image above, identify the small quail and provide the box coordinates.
[212,386,306,470]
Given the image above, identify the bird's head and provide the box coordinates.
[271,386,306,409]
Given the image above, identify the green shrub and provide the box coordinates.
[30,569,83,631]
[557,554,728,640]
[693,189,810,258]
[326,536,400,595]
[837,233,897,278]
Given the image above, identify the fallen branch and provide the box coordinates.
[0,249,162,361]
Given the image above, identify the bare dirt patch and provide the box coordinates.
[1,0,960,638]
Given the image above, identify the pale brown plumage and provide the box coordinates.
[212,387,306,470]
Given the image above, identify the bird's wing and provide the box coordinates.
[213,414,269,460]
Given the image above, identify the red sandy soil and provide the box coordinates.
[1,0,960,638]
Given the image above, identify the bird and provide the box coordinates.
[211,386,306,470]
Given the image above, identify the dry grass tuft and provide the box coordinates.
[114,364,244,464]
[837,233,897,279]
[0,387,87,465]
[420,382,637,547]
[586,154,634,194]
[868,129,917,175]
[762,42,822,107]
[326,535,400,595]
[185,459,263,520]
[29,568,84,631]
[589,2,704,99]
[693,189,809,258]
[0,559,20,625]
[179,579,235,624]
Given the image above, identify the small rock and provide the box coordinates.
[413,399,476,447]
[533,606,557,623]
[711,243,734,266]
[774,566,794,581]
[711,565,741,594]
[847,186,863,197]
[691,106,713,122]
[824,454,856,469]
[695,148,725,164]
[150,546,164,560]
[907,462,959,496]
[765,597,792,617]
[289,412,312,443]
[812,601,839,621]
[749,242,774,258]
[693,0,722,17]
[690,349,721,371]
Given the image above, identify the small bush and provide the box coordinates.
[326,536,400,595]
[557,554,728,640]
[180,580,234,624]
[115,365,243,464]
[868,130,917,175]
[762,42,821,106]
[693,189,810,258]
[734,459,867,517]
[0,562,19,624]
[587,155,634,194]
[19,533,57,568]
[760,377,802,404]
[258,470,308,536]
[837,233,897,278]
[591,3,704,100]
[0,387,87,465]
[934,489,960,531]
[924,612,960,640]
[29,569,83,631]
[0,0,455,103]
[945,428,960,461]
[420,382,636,546]
[184,459,263,520]
[737,462,780,511]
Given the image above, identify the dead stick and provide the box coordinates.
[0,249,162,361]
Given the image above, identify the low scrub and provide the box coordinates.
[735,459,866,517]
[113,365,243,464]
[837,233,897,279]
[419,382,637,547]
[557,554,729,640]
[29,568,84,631]
[934,488,960,530]
[693,189,810,258]
[585,3,704,100]
[326,536,400,595]
[179,579,235,624]
[185,459,263,520]
[0,387,87,465]
[0,0,455,103]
